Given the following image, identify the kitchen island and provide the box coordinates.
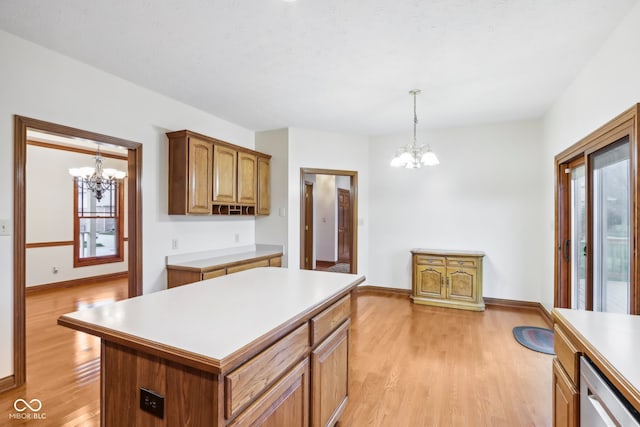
[58,267,365,427]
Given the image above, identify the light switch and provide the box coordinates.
[0,219,9,236]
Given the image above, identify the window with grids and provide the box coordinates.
[73,178,124,267]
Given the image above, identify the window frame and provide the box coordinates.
[73,177,125,267]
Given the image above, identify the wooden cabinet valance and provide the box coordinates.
[167,129,271,216]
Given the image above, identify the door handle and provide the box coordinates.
[564,239,571,262]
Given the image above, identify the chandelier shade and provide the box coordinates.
[390,89,439,169]
[69,146,126,201]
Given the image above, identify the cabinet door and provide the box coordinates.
[446,267,476,302]
[229,359,309,427]
[311,321,349,427]
[213,145,237,203]
[237,152,257,204]
[552,358,578,427]
[415,264,446,299]
[187,137,213,214]
[257,156,271,215]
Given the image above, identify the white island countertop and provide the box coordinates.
[553,308,640,410]
[59,267,364,372]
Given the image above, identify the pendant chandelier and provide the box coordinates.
[69,145,126,202]
[390,89,439,168]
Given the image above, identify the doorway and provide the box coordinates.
[299,168,358,274]
[11,115,143,390]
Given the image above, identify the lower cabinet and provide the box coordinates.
[552,358,578,427]
[229,359,310,427]
[166,255,283,288]
[311,321,349,427]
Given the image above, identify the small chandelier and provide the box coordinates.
[390,89,439,169]
[69,145,126,202]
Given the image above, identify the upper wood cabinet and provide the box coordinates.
[167,130,271,216]
[213,144,238,203]
[168,133,213,215]
[257,156,270,215]
[238,152,257,204]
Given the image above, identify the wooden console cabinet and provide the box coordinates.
[59,268,364,427]
[411,249,485,311]
[167,129,271,216]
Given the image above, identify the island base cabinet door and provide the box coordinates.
[311,321,350,427]
[229,359,309,427]
[552,358,578,427]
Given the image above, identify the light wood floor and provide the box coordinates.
[0,279,128,426]
[0,282,552,426]
[340,293,552,426]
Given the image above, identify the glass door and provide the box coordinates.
[591,138,630,313]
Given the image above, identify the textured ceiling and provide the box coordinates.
[0,0,637,135]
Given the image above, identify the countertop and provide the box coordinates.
[59,267,364,370]
[411,248,485,257]
[553,308,640,410]
[166,244,283,271]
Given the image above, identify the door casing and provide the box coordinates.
[299,168,358,274]
[8,115,143,392]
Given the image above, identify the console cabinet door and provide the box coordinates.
[238,152,257,204]
[552,358,578,427]
[415,265,446,299]
[213,145,237,203]
[257,156,271,215]
[446,268,476,302]
[311,321,349,427]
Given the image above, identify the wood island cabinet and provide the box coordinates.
[58,269,364,427]
[411,249,485,311]
[167,129,271,216]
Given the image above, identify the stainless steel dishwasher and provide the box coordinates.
[580,356,640,426]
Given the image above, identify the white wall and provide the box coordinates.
[541,1,640,310]
[315,175,336,262]
[287,128,370,277]
[255,129,290,266]
[26,145,128,286]
[0,30,255,380]
[368,120,544,301]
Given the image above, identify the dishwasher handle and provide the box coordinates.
[586,389,617,427]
